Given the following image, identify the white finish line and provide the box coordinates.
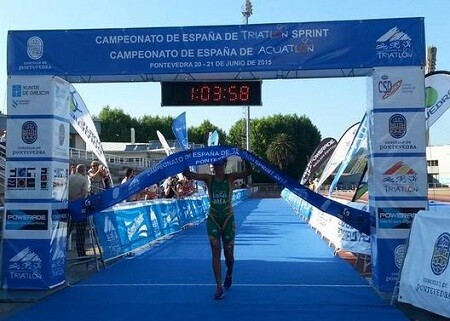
[73,283,371,288]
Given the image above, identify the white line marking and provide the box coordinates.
[73,283,371,288]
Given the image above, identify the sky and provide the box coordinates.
[1,0,450,146]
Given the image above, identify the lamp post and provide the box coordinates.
[242,0,253,152]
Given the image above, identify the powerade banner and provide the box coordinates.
[69,146,370,235]
[425,71,450,129]
[315,122,360,191]
[8,18,424,81]
[300,137,337,185]
[171,112,188,150]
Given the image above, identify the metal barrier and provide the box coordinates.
[66,216,105,274]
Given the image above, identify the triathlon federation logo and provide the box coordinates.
[376,27,413,60]
[388,114,407,138]
[8,247,43,280]
[382,161,418,194]
[27,36,44,60]
[21,121,38,144]
[431,232,450,276]
[378,75,402,99]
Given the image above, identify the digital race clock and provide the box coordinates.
[161,81,262,106]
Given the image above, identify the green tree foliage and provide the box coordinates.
[139,115,174,142]
[266,133,296,171]
[98,106,138,142]
[227,119,247,148]
[188,120,227,145]
[231,114,321,183]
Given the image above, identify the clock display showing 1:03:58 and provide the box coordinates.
[161,81,262,106]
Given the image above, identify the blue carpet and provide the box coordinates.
[5,199,410,321]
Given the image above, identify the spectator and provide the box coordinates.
[163,176,178,199]
[68,164,89,257]
[121,168,138,202]
[88,161,106,195]
[121,168,134,184]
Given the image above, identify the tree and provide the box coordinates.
[98,106,137,142]
[139,115,174,142]
[226,119,247,148]
[189,120,227,145]
[266,133,296,171]
[229,114,321,183]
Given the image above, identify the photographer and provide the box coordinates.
[163,176,178,199]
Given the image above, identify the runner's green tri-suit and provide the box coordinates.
[207,175,235,244]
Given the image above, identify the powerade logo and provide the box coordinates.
[378,75,402,99]
[431,232,450,276]
[378,207,422,229]
[21,121,38,144]
[376,27,413,60]
[388,114,406,138]
[27,36,44,60]
[425,86,450,121]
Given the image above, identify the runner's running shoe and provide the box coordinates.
[224,274,232,290]
[213,287,224,300]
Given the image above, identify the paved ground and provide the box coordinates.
[1,192,449,320]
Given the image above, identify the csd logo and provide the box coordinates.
[378,75,402,99]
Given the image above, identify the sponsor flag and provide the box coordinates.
[156,130,173,156]
[352,163,368,202]
[329,113,368,195]
[171,112,189,150]
[68,85,108,170]
[425,71,450,129]
[314,122,360,191]
[208,130,219,146]
[300,137,337,185]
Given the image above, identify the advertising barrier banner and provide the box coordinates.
[70,146,371,235]
[93,192,247,261]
